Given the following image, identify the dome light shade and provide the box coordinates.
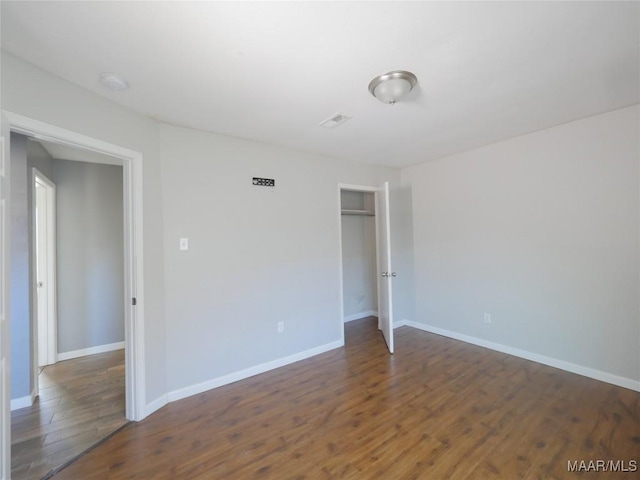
[368,70,417,104]
[99,72,129,91]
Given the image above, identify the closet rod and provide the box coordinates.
[341,209,375,216]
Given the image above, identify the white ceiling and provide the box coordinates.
[2,1,638,168]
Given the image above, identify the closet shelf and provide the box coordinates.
[341,209,375,216]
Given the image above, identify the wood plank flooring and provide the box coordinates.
[51,318,638,479]
[11,350,127,480]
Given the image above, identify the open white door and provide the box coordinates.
[376,181,394,353]
[34,172,57,367]
[1,116,12,480]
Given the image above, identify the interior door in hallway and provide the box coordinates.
[35,172,57,367]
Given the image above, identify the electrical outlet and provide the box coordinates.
[484,313,492,324]
[277,321,285,333]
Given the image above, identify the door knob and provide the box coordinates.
[381,272,389,277]
[391,272,397,277]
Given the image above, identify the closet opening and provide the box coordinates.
[338,182,394,353]
[340,190,378,326]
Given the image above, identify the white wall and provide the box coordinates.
[340,191,377,319]
[1,53,167,404]
[403,105,640,385]
[159,123,401,393]
[53,159,124,354]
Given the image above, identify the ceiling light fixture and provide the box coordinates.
[99,72,129,92]
[368,70,417,104]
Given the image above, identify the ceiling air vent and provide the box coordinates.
[319,113,352,128]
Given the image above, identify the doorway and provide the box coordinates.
[340,190,377,322]
[338,182,395,353]
[12,135,128,479]
[0,111,147,480]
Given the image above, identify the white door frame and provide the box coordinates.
[337,183,384,347]
[1,112,146,429]
[33,169,57,373]
[1,117,11,480]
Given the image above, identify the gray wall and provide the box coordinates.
[2,52,168,404]
[5,51,634,414]
[160,123,403,393]
[27,141,54,181]
[2,52,409,411]
[9,134,31,400]
[391,181,415,326]
[403,105,640,384]
[340,191,377,319]
[53,159,124,353]
[9,136,56,401]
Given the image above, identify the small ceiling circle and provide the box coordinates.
[99,72,129,92]
[368,70,417,104]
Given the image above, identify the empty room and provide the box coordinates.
[0,1,638,479]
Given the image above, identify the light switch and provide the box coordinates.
[179,237,189,251]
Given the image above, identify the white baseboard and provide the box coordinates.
[10,386,37,411]
[167,340,344,403]
[404,321,640,392]
[57,341,125,362]
[10,395,31,411]
[344,311,378,323]
[145,320,639,421]
[144,394,168,418]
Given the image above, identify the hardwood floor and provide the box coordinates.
[51,318,638,479]
[11,350,127,480]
